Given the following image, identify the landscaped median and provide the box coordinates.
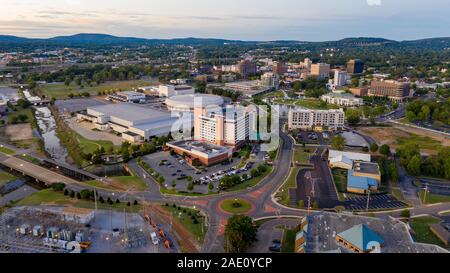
[0,145,16,155]
[219,198,253,214]
[409,216,447,248]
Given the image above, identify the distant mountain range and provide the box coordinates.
[0,33,449,48]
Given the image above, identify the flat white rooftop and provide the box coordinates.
[88,103,171,125]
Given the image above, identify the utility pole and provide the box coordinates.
[307,196,311,216]
[366,190,371,212]
[423,184,428,204]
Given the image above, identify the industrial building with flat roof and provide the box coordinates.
[166,140,233,166]
[158,84,195,97]
[77,103,177,143]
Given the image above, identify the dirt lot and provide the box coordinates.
[67,117,123,146]
[5,124,33,141]
[358,126,449,154]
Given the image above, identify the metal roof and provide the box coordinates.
[337,224,384,251]
[347,170,378,190]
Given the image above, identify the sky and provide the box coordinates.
[1,0,449,41]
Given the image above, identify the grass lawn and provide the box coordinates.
[0,171,18,186]
[225,166,273,192]
[7,107,35,127]
[276,167,300,206]
[110,175,148,191]
[161,205,207,243]
[274,98,339,110]
[220,198,252,214]
[281,228,297,253]
[57,128,116,167]
[409,216,445,247]
[0,146,16,155]
[16,188,142,213]
[84,180,118,191]
[293,148,312,165]
[396,133,443,152]
[418,190,450,204]
[20,154,41,164]
[40,80,153,99]
[75,131,115,154]
[332,168,348,201]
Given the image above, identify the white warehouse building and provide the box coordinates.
[77,103,178,143]
[158,84,195,97]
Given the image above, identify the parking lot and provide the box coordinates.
[142,145,267,193]
[342,194,407,211]
[293,131,335,146]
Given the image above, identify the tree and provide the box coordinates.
[171,180,177,189]
[187,182,194,191]
[379,144,391,156]
[63,189,69,196]
[346,109,361,126]
[407,155,421,176]
[224,215,258,253]
[64,78,71,86]
[331,135,346,151]
[389,163,399,182]
[298,200,305,208]
[208,183,214,191]
[250,168,260,178]
[76,192,81,199]
[401,209,411,218]
[370,143,379,153]
[312,201,319,209]
[70,190,75,198]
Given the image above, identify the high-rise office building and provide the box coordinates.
[310,63,331,79]
[237,60,257,77]
[272,61,287,75]
[369,79,411,102]
[334,70,349,87]
[347,59,364,74]
[260,72,280,89]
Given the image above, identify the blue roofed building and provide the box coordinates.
[347,170,378,194]
[336,224,384,253]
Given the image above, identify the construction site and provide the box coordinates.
[0,206,180,253]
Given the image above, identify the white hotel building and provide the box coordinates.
[288,108,345,131]
[194,106,252,148]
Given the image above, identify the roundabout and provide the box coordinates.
[219,198,253,214]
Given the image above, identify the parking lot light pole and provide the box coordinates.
[366,190,371,212]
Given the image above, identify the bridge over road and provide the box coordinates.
[0,156,79,186]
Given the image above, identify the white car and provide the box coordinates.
[150,232,159,245]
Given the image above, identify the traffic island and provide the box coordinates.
[219,198,253,214]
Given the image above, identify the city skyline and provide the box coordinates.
[1,0,449,41]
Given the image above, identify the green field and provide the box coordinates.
[419,190,450,204]
[0,146,16,155]
[162,205,207,243]
[0,171,17,186]
[396,134,443,152]
[40,80,153,99]
[110,174,148,192]
[16,189,142,212]
[409,216,445,247]
[274,98,339,110]
[220,198,252,214]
